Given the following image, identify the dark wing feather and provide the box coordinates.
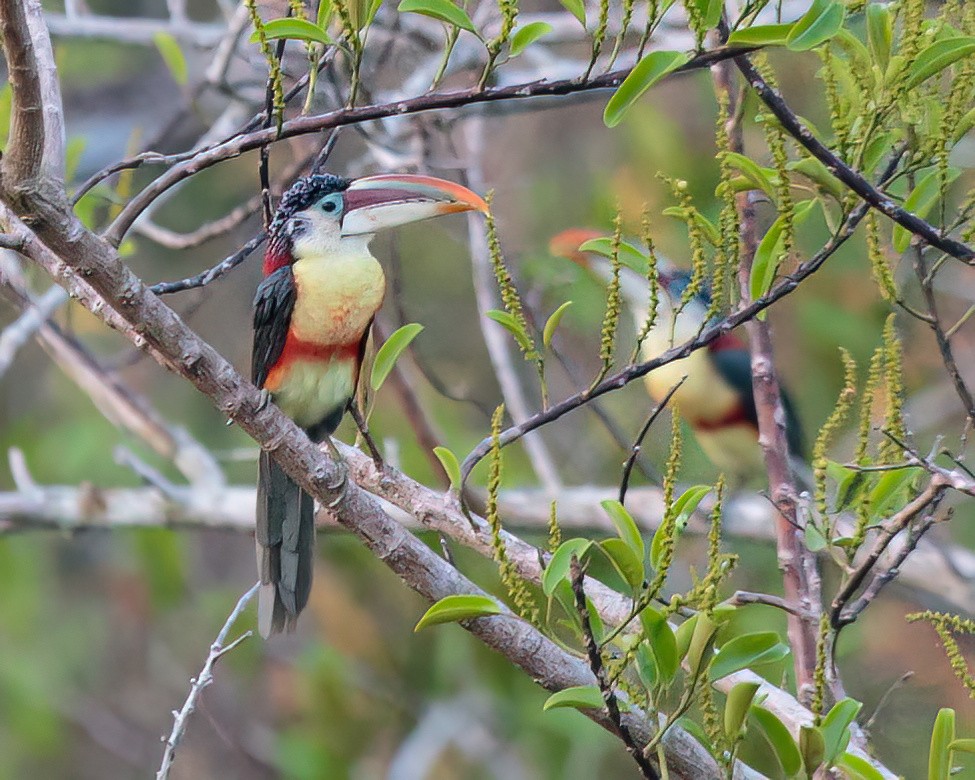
[252,265,297,388]
[709,347,805,459]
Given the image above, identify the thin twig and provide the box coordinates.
[157,582,260,780]
[619,378,684,505]
[571,556,659,780]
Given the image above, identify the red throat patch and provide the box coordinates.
[263,244,292,276]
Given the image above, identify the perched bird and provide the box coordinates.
[253,172,487,637]
[550,228,804,485]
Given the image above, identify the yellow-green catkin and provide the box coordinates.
[638,0,660,56]
[866,211,898,303]
[698,681,727,760]
[851,343,885,543]
[817,47,851,158]
[813,350,858,520]
[907,611,975,697]
[487,404,539,623]
[811,613,831,722]
[632,208,660,359]
[697,477,731,613]
[485,192,539,364]
[597,212,624,373]
[547,500,561,553]
[646,413,684,599]
[762,109,796,259]
[245,0,285,132]
[713,91,739,316]
[662,176,707,310]
[608,0,635,67]
[879,315,907,462]
[587,0,610,75]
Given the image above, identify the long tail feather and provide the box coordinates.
[256,451,315,638]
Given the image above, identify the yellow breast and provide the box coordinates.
[291,252,386,346]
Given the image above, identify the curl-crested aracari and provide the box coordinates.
[252,172,487,637]
[550,228,805,485]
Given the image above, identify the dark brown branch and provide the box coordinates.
[733,55,975,263]
[103,44,759,246]
[571,556,659,780]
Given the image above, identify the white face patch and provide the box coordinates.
[291,208,344,257]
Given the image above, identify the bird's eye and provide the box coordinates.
[322,200,337,213]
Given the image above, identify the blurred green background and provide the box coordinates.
[2,1,974,778]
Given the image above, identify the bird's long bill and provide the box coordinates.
[341,174,488,236]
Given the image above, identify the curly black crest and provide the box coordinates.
[270,174,351,237]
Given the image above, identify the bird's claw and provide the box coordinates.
[326,461,349,508]
[256,389,272,412]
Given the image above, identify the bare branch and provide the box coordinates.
[157,582,259,780]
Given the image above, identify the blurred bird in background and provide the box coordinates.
[550,227,805,487]
[252,172,488,636]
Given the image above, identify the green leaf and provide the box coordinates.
[724,681,761,742]
[786,0,845,51]
[866,3,892,71]
[727,22,794,48]
[317,0,333,27]
[542,539,591,596]
[675,613,698,662]
[509,21,552,56]
[835,752,888,780]
[397,0,477,33]
[662,207,721,246]
[604,50,691,128]
[253,17,332,45]
[543,685,604,711]
[709,631,790,681]
[153,32,188,85]
[867,467,919,519]
[599,538,645,590]
[640,607,679,683]
[601,499,645,560]
[893,168,962,253]
[371,323,424,391]
[543,301,573,348]
[751,706,803,777]
[805,522,829,552]
[486,310,534,352]
[929,708,956,780]
[651,485,710,568]
[692,0,723,28]
[750,199,817,305]
[558,0,586,27]
[414,594,502,631]
[635,642,659,689]
[686,613,718,677]
[578,237,650,274]
[821,698,862,764]
[433,446,461,489]
[949,739,975,754]
[787,157,845,200]
[906,37,975,90]
[720,151,778,198]
[800,725,826,775]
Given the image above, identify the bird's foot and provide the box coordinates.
[325,460,349,508]
[256,388,272,412]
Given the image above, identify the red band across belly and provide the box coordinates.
[691,404,757,432]
[264,332,361,391]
